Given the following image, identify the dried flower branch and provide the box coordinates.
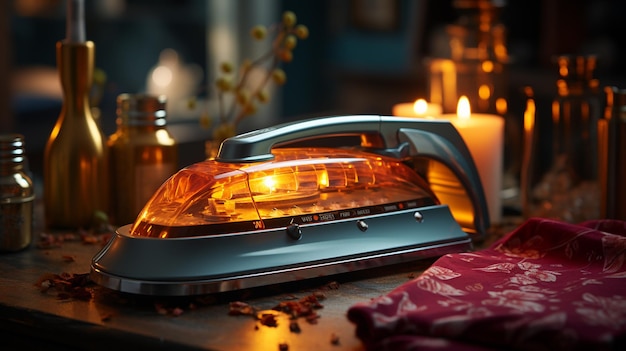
[201,11,309,143]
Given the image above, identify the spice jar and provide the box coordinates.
[0,134,34,252]
[522,55,603,222]
[107,94,178,226]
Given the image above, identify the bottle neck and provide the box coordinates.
[115,94,169,132]
[56,40,95,117]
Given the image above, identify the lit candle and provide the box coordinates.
[393,99,443,118]
[439,96,504,224]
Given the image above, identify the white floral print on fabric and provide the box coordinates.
[575,292,626,328]
[347,218,626,351]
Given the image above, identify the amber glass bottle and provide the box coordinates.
[44,41,108,229]
[107,94,178,226]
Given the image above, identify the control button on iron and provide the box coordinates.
[414,211,424,223]
[286,223,302,240]
[356,220,368,232]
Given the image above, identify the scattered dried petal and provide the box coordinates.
[289,320,301,333]
[312,291,326,300]
[57,292,72,300]
[35,272,93,300]
[171,307,185,317]
[229,301,257,316]
[35,273,58,290]
[325,281,340,290]
[305,312,320,324]
[259,312,278,327]
[39,279,52,292]
[81,234,100,245]
[229,289,327,328]
[62,255,76,262]
[155,303,169,315]
[330,333,340,345]
[70,287,93,301]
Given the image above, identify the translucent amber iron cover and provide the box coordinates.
[130,147,439,238]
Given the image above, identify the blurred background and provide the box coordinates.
[1,0,625,186]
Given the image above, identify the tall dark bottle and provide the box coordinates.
[522,55,602,222]
[44,39,108,229]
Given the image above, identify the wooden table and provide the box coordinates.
[0,212,515,351]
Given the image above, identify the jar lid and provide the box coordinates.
[0,134,25,166]
[117,94,168,126]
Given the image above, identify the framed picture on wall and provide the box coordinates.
[351,0,399,31]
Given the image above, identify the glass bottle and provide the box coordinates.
[0,134,34,252]
[599,86,626,219]
[522,55,603,222]
[107,94,178,226]
[44,40,109,229]
[427,0,509,114]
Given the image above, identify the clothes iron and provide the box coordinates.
[91,115,490,296]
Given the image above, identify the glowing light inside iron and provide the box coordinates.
[264,176,277,192]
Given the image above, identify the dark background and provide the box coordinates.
[2,0,625,178]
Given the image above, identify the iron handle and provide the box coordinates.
[216,115,470,162]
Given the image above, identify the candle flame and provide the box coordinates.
[457,96,471,120]
[413,99,428,115]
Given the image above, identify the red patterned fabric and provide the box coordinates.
[347,218,626,351]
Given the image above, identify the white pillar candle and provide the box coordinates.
[438,96,504,224]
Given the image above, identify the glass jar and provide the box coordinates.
[522,55,603,222]
[0,134,34,252]
[107,94,178,226]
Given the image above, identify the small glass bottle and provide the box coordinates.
[108,94,178,226]
[0,134,34,252]
[522,55,603,221]
[44,40,109,229]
